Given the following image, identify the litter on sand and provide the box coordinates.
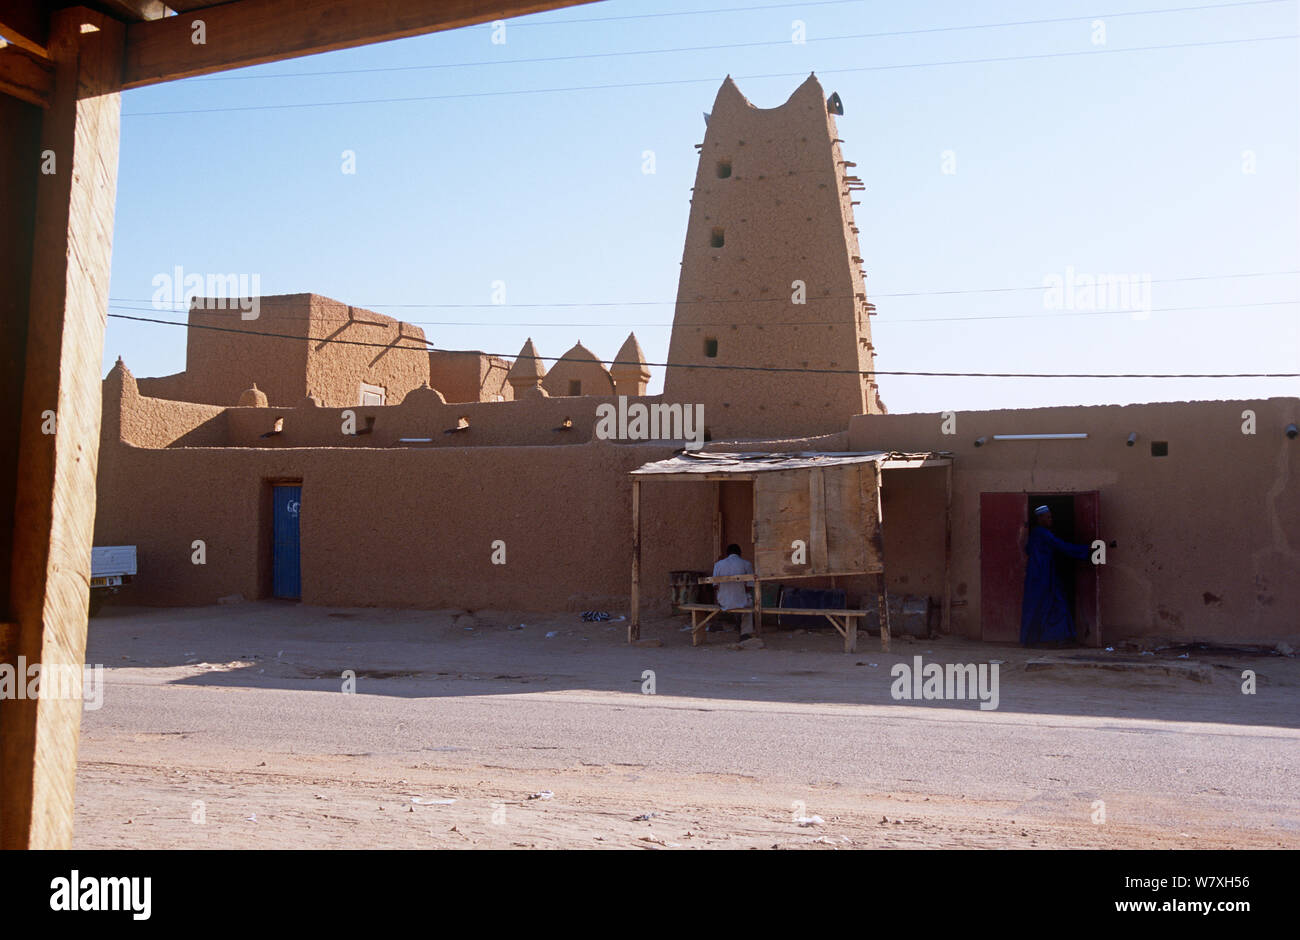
[411,797,456,805]
[528,791,554,801]
[638,836,681,848]
[545,631,559,639]
[632,812,659,821]
[795,815,824,827]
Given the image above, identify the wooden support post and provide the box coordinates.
[0,7,124,850]
[629,478,640,643]
[808,467,828,572]
[942,462,952,636]
[750,481,761,635]
[876,573,891,653]
[711,481,721,561]
[874,464,890,652]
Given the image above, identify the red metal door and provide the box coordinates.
[1073,491,1101,645]
[980,493,1028,642]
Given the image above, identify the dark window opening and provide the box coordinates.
[704,337,718,358]
[710,227,724,248]
[716,160,731,178]
[568,379,582,396]
[1151,441,1169,457]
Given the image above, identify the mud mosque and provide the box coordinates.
[93,75,1298,645]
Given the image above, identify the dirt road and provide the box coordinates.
[73,603,1300,849]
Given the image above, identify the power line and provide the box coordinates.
[874,269,1300,300]
[186,0,1295,82]
[105,298,1299,327]
[517,0,971,26]
[105,269,1300,312]
[104,312,1299,379]
[519,0,1291,27]
[121,34,1297,117]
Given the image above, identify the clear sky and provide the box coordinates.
[105,0,1299,414]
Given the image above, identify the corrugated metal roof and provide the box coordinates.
[630,451,948,477]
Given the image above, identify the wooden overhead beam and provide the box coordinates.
[0,2,50,59]
[122,0,600,89]
[97,0,171,21]
[0,43,53,107]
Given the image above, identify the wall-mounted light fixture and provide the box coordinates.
[1287,423,1298,440]
[1127,432,1138,447]
[991,433,1088,441]
[974,436,987,447]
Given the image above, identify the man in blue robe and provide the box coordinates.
[1020,505,1092,646]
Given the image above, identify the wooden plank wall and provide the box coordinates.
[753,464,882,578]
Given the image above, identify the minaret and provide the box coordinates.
[663,74,882,440]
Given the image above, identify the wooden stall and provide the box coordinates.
[628,451,953,653]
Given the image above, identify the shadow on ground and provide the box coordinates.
[85,602,1300,729]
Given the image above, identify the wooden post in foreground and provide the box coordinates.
[0,7,123,850]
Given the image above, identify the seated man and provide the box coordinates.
[712,544,755,640]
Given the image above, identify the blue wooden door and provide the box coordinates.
[273,485,302,599]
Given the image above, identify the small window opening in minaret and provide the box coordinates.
[704,337,718,358]
[717,160,731,178]
[569,379,582,396]
[710,228,725,248]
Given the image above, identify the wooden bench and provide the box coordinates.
[677,603,872,652]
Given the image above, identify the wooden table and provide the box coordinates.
[677,603,872,652]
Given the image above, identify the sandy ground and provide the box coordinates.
[73,603,1300,849]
